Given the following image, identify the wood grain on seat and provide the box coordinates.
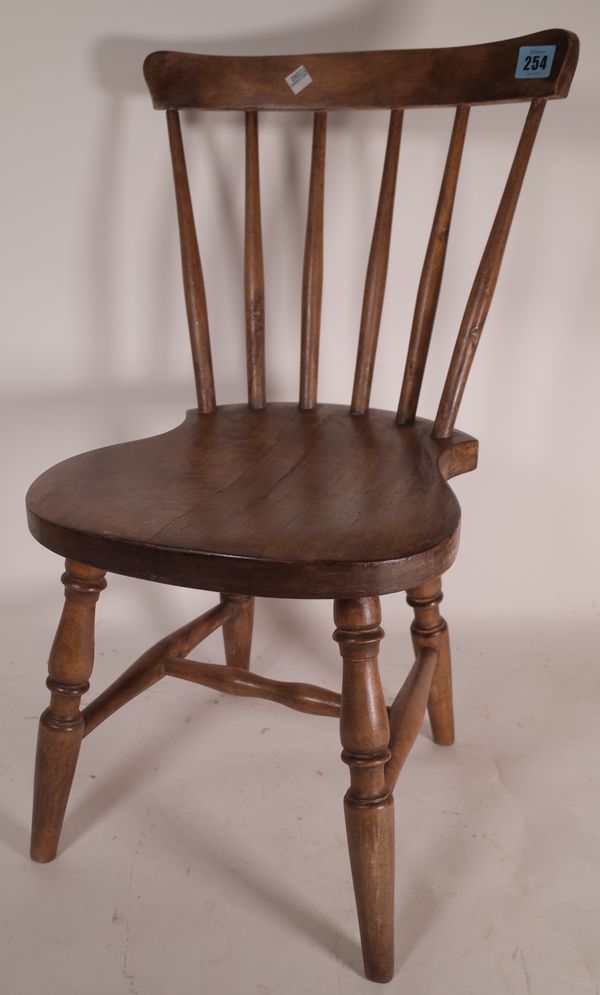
[26,404,477,598]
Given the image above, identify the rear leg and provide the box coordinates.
[220,595,254,670]
[406,578,454,745]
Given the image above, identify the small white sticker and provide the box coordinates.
[285,65,312,95]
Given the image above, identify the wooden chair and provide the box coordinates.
[26,30,578,983]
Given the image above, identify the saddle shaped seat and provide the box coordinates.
[26,404,477,599]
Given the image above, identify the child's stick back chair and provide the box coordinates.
[26,29,578,983]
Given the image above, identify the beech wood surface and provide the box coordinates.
[31,561,106,862]
[244,110,266,409]
[299,111,327,410]
[407,578,455,745]
[82,595,339,735]
[384,647,438,792]
[397,105,469,425]
[334,597,394,983]
[167,110,215,412]
[220,594,254,669]
[27,404,478,599]
[165,655,341,717]
[351,110,403,415]
[433,98,545,438]
[82,600,236,736]
[144,30,578,111]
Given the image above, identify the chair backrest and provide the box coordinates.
[143,29,578,437]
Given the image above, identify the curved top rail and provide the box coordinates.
[144,29,578,111]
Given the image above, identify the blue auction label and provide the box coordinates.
[515,45,556,79]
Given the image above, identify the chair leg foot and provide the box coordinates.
[334,597,395,983]
[220,595,254,670]
[30,560,106,863]
[344,794,395,982]
[407,578,454,746]
[31,714,84,863]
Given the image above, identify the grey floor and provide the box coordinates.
[1,579,598,995]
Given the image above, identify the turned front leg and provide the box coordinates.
[31,560,106,862]
[334,597,394,984]
[406,578,454,745]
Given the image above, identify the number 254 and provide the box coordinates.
[523,54,548,71]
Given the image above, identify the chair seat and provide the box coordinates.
[26,403,478,598]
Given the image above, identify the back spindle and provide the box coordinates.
[351,109,403,415]
[397,105,469,426]
[245,110,266,410]
[433,99,546,439]
[299,111,327,410]
[166,109,216,414]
